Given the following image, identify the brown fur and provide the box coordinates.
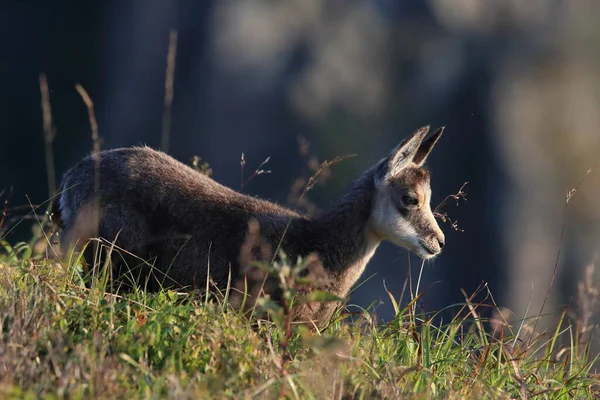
[55,126,445,326]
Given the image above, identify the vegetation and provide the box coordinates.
[0,236,598,399]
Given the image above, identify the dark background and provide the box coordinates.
[2,1,599,331]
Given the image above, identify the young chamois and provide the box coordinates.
[53,126,445,325]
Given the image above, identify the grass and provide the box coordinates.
[0,29,589,398]
[7,63,598,399]
[0,237,598,399]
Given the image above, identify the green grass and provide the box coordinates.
[0,239,598,399]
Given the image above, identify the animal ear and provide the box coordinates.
[385,125,429,178]
[412,126,444,166]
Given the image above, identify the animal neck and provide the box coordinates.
[290,168,381,292]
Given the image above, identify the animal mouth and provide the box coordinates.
[419,241,438,256]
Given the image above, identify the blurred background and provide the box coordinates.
[1,1,599,335]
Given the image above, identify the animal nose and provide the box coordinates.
[437,237,445,249]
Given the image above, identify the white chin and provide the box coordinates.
[391,238,439,259]
[415,246,439,260]
[420,252,437,260]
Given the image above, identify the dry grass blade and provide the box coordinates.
[533,169,595,336]
[305,154,356,191]
[460,287,486,339]
[271,154,355,264]
[433,181,468,232]
[0,188,12,234]
[576,262,598,349]
[287,136,345,215]
[241,156,272,188]
[39,73,56,197]
[74,84,100,153]
[191,155,213,177]
[75,83,102,248]
[501,345,528,400]
[161,29,178,153]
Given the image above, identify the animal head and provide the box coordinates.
[369,126,445,259]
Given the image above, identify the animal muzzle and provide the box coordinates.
[419,230,445,256]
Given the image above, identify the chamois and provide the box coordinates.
[53,126,445,324]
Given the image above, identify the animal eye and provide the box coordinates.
[402,195,419,206]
